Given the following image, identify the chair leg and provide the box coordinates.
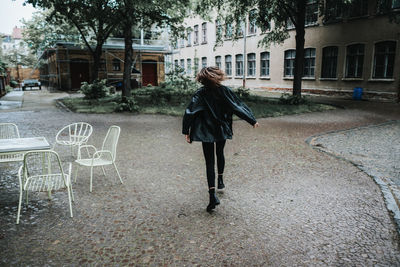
[25,190,29,205]
[101,166,107,177]
[113,162,123,184]
[69,178,75,202]
[67,186,73,218]
[90,166,94,192]
[74,164,79,183]
[16,190,23,224]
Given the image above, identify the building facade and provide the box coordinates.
[171,1,400,100]
[41,38,168,90]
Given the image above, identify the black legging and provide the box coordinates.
[202,140,226,189]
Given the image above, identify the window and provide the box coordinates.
[215,20,223,39]
[303,48,316,77]
[201,57,207,68]
[247,53,256,76]
[260,52,270,77]
[286,18,295,29]
[179,38,184,48]
[112,58,121,71]
[225,23,233,39]
[248,9,257,34]
[235,54,243,76]
[321,46,338,78]
[325,0,344,22]
[236,21,245,37]
[187,59,192,75]
[225,55,232,76]
[201,22,207,44]
[349,0,368,17]
[194,25,199,44]
[186,28,192,46]
[174,60,179,69]
[393,0,400,9]
[305,0,318,25]
[345,44,364,78]
[284,50,296,77]
[373,41,396,79]
[215,56,221,69]
[180,59,185,71]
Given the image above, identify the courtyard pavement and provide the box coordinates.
[0,89,399,266]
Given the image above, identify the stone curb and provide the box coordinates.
[55,99,72,112]
[305,120,400,234]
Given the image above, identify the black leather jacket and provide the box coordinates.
[182,85,257,142]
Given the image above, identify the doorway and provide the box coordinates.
[70,58,90,89]
[142,60,158,86]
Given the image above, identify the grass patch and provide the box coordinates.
[60,93,335,118]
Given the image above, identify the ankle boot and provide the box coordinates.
[217,174,225,189]
[206,189,220,212]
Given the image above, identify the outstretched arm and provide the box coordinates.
[220,86,257,126]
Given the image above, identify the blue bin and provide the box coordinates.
[353,87,363,100]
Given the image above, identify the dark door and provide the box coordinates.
[142,60,158,86]
[70,59,90,89]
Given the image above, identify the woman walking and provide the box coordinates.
[182,66,259,212]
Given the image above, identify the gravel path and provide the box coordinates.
[0,90,399,266]
[308,120,400,233]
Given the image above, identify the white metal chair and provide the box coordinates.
[16,150,74,224]
[0,123,24,163]
[54,122,93,156]
[75,125,123,192]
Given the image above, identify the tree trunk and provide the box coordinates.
[91,46,102,82]
[292,0,306,97]
[122,23,133,100]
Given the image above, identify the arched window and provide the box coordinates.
[373,41,396,79]
[284,50,295,77]
[247,53,256,76]
[235,54,243,76]
[225,55,232,76]
[321,46,338,78]
[345,44,364,78]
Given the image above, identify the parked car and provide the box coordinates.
[21,79,41,91]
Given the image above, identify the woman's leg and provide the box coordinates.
[216,140,226,175]
[216,140,226,189]
[202,142,215,189]
[202,142,220,212]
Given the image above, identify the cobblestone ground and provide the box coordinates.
[0,91,400,266]
[309,120,400,233]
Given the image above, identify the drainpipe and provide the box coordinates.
[242,19,247,88]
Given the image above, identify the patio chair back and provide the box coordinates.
[0,123,23,163]
[0,123,20,139]
[101,125,120,162]
[17,150,73,224]
[56,122,93,146]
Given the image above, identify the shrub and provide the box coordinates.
[80,79,110,99]
[233,86,250,99]
[279,93,309,105]
[115,96,139,112]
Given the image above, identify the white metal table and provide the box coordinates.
[0,137,51,159]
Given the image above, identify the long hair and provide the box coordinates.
[196,66,225,88]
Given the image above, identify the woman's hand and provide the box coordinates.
[253,122,259,128]
[185,134,191,143]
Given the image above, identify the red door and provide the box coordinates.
[70,59,90,89]
[142,60,158,86]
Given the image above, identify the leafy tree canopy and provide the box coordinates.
[22,9,81,55]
